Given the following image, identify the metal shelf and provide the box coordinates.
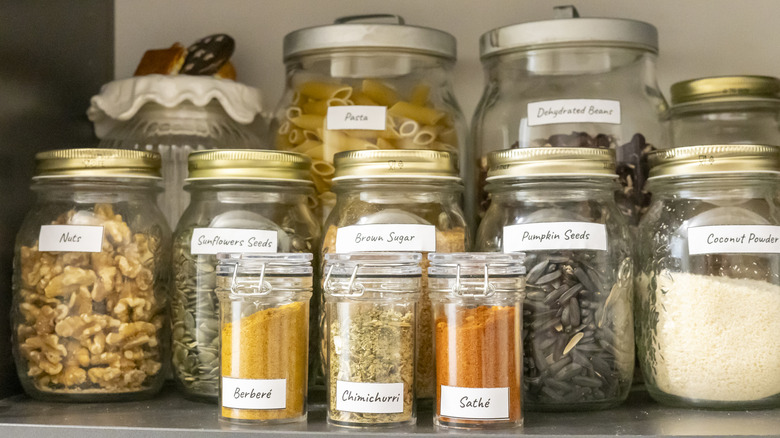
[1,386,779,437]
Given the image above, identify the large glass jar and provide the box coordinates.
[476,148,634,411]
[171,150,320,401]
[472,6,667,224]
[216,253,313,425]
[636,145,780,409]
[323,252,421,428]
[322,149,469,401]
[668,75,780,147]
[273,14,471,225]
[12,149,171,401]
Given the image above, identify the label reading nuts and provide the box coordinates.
[527,99,621,126]
[327,106,387,130]
[190,228,277,255]
[439,386,510,420]
[38,225,104,253]
[688,225,780,255]
[503,222,608,252]
[336,381,404,414]
[335,224,436,252]
[221,377,286,410]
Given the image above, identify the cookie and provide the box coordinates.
[214,61,237,80]
[133,43,187,76]
[182,34,235,75]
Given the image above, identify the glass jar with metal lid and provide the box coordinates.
[636,144,780,409]
[171,149,320,401]
[11,149,171,401]
[475,147,634,411]
[668,75,780,147]
[272,14,471,226]
[472,5,668,225]
[323,252,421,427]
[322,149,469,402]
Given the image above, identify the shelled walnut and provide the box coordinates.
[15,203,166,393]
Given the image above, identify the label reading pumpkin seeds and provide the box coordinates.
[327,106,387,130]
[221,377,286,410]
[527,99,621,126]
[190,228,277,255]
[688,225,780,255]
[335,224,436,252]
[336,381,404,414]
[38,225,104,253]
[440,386,510,420]
[503,222,608,252]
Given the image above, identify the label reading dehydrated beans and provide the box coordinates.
[221,377,286,410]
[190,228,277,255]
[503,222,608,252]
[439,386,510,420]
[336,381,404,414]
[688,225,780,255]
[527,99,621,126]
[327,106,387,130]
[38,225,104,253]
[335,224,436,252]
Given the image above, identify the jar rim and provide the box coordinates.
[648,145,780,179]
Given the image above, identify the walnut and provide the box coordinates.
[32,305,57,335]
[112,297,151,322]
[88,366,122,387]
[104,219,132,247]
[19,334,67,376]
[55,314,115,339]
[44,266,96,298]
[135,268,153,291]
[56,366,87,386]
[106,322,158,349]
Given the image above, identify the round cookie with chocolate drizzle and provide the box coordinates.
[182,34,235,75]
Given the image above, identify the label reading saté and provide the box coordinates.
[439,386,510,420]
[503,222,607,252]
[190,228,277,255]
[38,225,104,253]
[327,105,387,130]
[335,224,436,252]
[688,225,780,255]
[336,381,404,414]
[527,99,621,126]
[221,377,286,410]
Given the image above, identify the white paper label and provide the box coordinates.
[190,228,277,255]
[688,225,780,255]
[327,105,387,130]
[527,99,621,126]
[335,224,436,252]
[221,377,286,410]
[503,222,608,252]
[38,225,104,253]
[439,386,510,420]
[336,381,404,414]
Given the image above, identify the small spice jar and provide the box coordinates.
[216,253,313,424]
[476,148,635,411]
[636,145,780,409]
[323,252,421,427]
[429,253,526,429]
[171,150,320,401]
[11,149,171,401]
[322,149,469,402]
[668,76,780,147]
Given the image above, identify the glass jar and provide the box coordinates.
[273,14,471,225]
[11,149,171,401]
[322,149,469,401]
[171,150,320,401]
[323,252,421,427]
[472,6,668,224]
[668,75,780,147]
[428,253,525,430]
[216,253,312,424]
[476,148,634,411]
[636,145,780,409]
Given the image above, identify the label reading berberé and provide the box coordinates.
[503,222,608,252]
[439,386,510,420]
[688,225,780,255]
[38,225,104,253]
[335,224,436,252]
[527,99,621,126]
[327,105,387,130]
[336,381,404,414]
[190,228,277,255]
[221,377,286,410]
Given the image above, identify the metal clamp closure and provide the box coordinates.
[452,263,495,297]
[230,257,271,296]
[324,263,365,297]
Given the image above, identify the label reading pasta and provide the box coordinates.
[336,381,404,414]
[688,225,780,255]
[190,228,277,255]
[503,222,607,252]
[221,377,286,410]
[38,225,104,253]
[327,105,387,130]
[527,99,621,126]
[335,224,436,252]
[439,386,510,420]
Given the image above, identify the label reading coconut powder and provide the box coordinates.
[190,228,277,255]
[688,225,780,255]
[221,377,286,410]
[503,222,608,252]
[527,99,621,126]
[440,386,510,420]
[327,106,387,130]
[335,224,436,252]
[336,381,404,414]
[38,225,104,253]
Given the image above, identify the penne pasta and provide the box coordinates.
[303,130,321,142]
[278,120,291,135]
[322,129,377,162]
[291,139,322,155]
[288,128,305,145]
[398,119,420,138]
[291,91,304,107]
[413,126,438,146]
[349,91,379,106]
[302,98,350,116]
[388,101,445,125]
[376,137,396,149]
[409,84,431,106]
[275,132,294,150]
[297,81,352,100]
[290,114,325,131]
[361,79,400,106]
[286,106,302,121]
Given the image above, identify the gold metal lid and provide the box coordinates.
[187,149,312,182]
[648,145,780,179]
[486,148,616,180]
[332,149,459,181]
[670,75,780,105]
[34,148,161,178]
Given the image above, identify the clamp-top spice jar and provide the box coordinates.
[472,6,667,224]
[476,148,635,411]
[636,145,780,409]
[12,149,171,401]
[273,14,471,223]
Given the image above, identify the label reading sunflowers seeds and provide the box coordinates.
[335,224,436,252]
[190,228,277,255]
[38,225,104,253]
[688,225,780,255]
[503,222,608,252]
[327,106,387,130]
[336,381,404,414]
[527,99,621,126]
[221,377,286,410]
